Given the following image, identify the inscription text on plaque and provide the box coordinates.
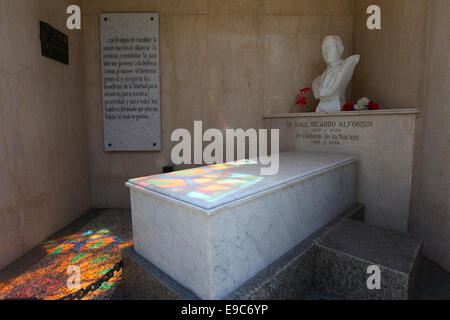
[100,13,161,151]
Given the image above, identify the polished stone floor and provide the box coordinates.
[0,209,133,300]
[0,209,449,300]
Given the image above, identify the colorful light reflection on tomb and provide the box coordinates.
[130,159,264,203]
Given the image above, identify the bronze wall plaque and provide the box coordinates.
[40,21,69,65]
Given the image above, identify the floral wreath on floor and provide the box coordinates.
[342,97,380,111]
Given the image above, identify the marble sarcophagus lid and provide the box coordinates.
[126,152,357,299]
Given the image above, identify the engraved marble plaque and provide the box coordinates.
[264,109,419,232]
[100,13,161,151]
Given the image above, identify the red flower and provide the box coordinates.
[294,94,303,106]
[368,101,380,110]
[342,100,355,111]
[294,88,311,111]
[294,93,308,107]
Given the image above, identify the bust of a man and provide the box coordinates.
[312,36,360,113]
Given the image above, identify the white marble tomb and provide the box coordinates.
[126,152,357,299]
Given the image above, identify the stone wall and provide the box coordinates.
[82,0,354,208]
[0,0,91,269]
[352,0,450,272]
[352,0,429,109]
[408,0,450,272]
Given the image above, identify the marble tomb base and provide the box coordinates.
[125,152,357,299]
[120,204,423,300]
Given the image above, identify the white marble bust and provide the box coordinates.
[312,36,360,113]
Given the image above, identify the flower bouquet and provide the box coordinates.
[342,97,380,111]
[294,87,313,112]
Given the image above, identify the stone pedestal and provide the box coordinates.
[126,152,357,299]
[314,219,422,300]
[264,109,419,232]
[120,203,422,300]
[121,246,200,300]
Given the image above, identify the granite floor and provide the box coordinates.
[0,209,449,300]
[0,209,133,300]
